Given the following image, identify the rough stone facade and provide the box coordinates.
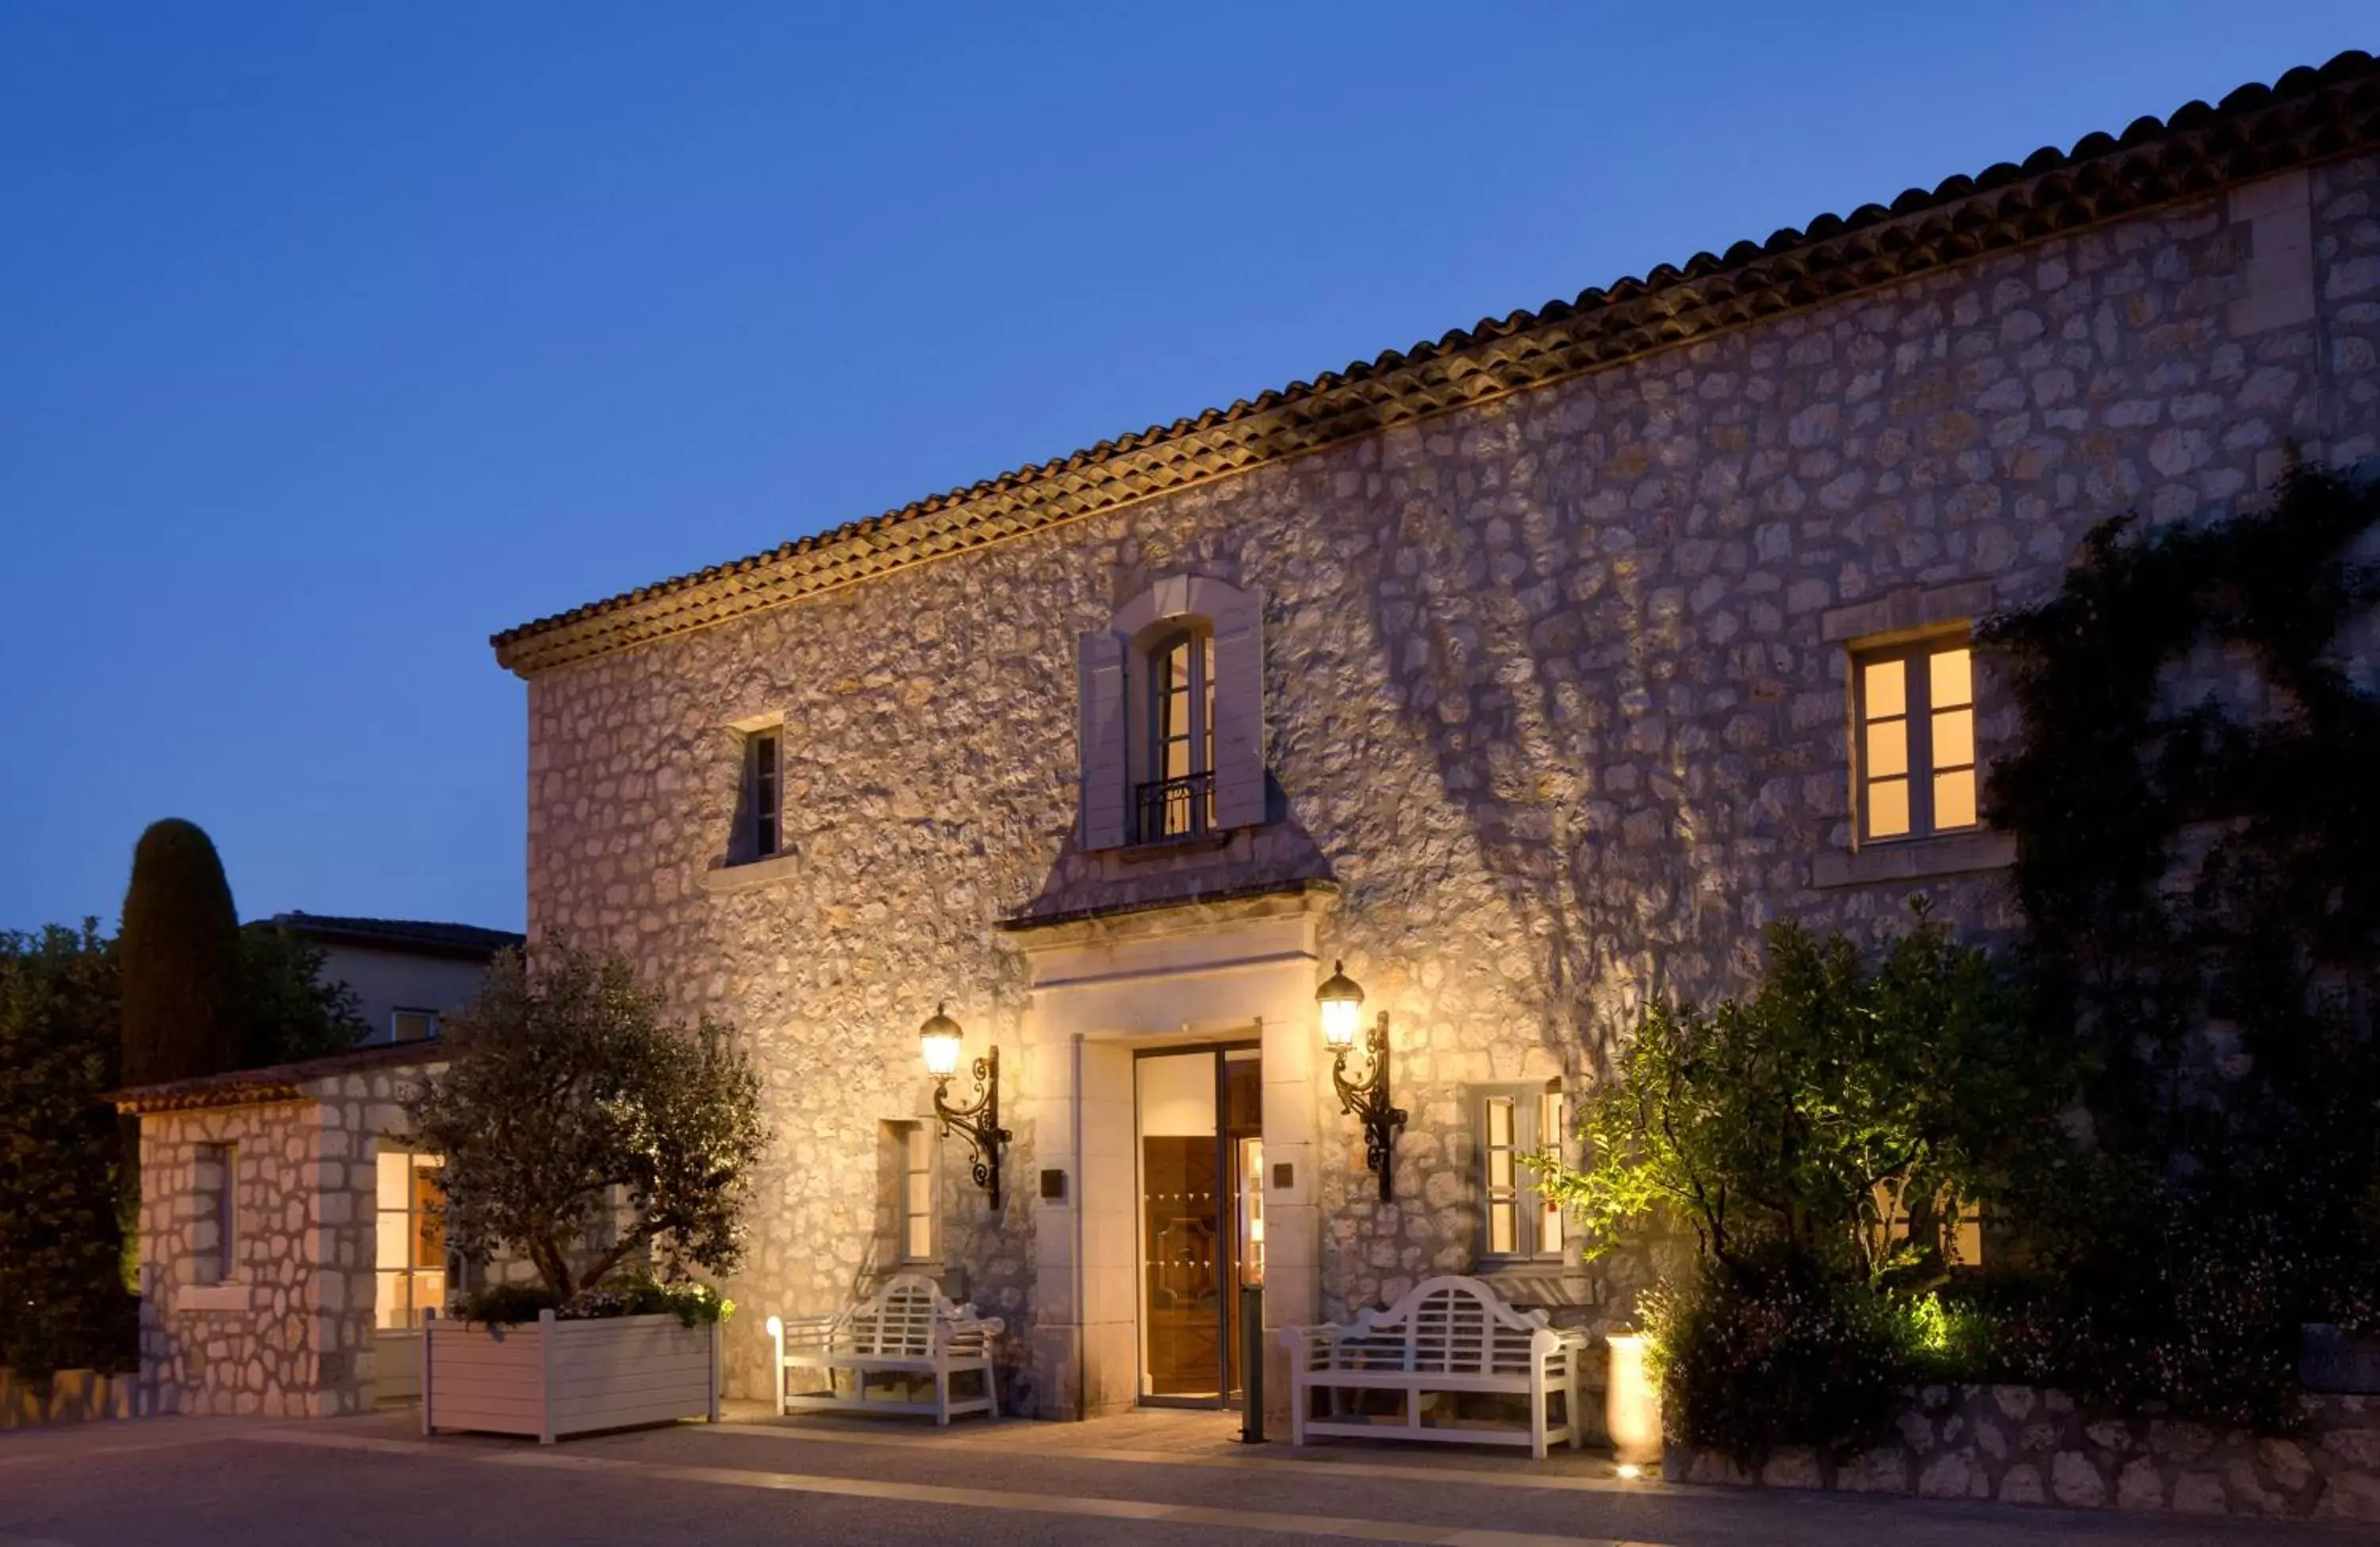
[1668,1386,2380,1523]
[515,148,2380,1418]
[129,1059,423,1418]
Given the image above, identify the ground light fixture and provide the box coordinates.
[920,1003,1011,1209]
[1315,961,1407,1200]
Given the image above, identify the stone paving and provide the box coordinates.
[3,1405,2372,1546]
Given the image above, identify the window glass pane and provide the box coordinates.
[1541,1196,1564,1254]
[1865,719,1908,779]
[412,1164,445,1267]
[1488,1200,1516,1257]
[377,1150,412,1211]
[1933,768,1978,829]
[376,1270,409,1330]
[1929,647,1973,709]
[1488,1146,1514,1190]
[907,1126,932,1171]
[1932,707,1975,769]
[377,1211,412,1273]
[906,1215,932,1261]
[1486,1098,1513,1148]
[1868,777,1911,838]
[1863,658,1906,720]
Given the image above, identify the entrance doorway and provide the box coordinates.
[1134,1044,1263,1404]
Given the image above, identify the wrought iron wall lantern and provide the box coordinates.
[1315,962,1406,1200]
[919,1004,1012,1210]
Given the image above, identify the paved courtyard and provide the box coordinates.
[0,1405,2366,1546]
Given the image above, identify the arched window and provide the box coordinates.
[1077,575,1267,850]
[1143,624,1216,839]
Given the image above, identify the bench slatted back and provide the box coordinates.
[840,1273,943,1357]
[1323,1276,1549,1375]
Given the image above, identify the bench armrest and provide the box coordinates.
[771,1314,843,1354]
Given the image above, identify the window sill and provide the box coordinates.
[1812,830,2014,889]
[699,851,801,894]
[1114,832,1235,863]
[176,1283,252,1314]
[1476,1265,1598,1308]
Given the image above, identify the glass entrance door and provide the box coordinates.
[1136,1044,1262,1404]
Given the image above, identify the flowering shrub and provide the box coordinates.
[1648,1250,1909,1469]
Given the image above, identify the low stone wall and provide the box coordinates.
[1665,1384,2380,1523]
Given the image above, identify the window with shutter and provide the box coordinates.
[1472,1082,1569,1268]
[1084,576,1269,850]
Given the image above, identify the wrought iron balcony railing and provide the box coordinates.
[1135,772,1216,843]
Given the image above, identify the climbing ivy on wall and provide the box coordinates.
[1980,462,2380,1424]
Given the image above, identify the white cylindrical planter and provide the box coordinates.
[1604,1332,1662,1467]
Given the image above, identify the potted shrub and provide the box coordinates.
[405,940,766,1443]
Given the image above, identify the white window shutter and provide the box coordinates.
[1211,586,1268,829]
[1078,630,1130,849]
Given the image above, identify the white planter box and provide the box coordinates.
[422,1311,720,1443]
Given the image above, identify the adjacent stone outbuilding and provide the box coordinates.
[114,1042,443,1418]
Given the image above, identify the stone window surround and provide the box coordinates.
[1080,574,1268,850]
[1815,581,2018,890]
[701,711,793,889]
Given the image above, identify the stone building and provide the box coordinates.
[116,1043,444,1416]
[118,55,2380,1428]
[486,53,2380,1424]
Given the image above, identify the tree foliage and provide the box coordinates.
[117,818,244,1087]
[405,940,767,1303]
[1978,461,2380,1426]
[1534,908,2054,1285]
[239,923,367,1069]
[0,923,136,1376]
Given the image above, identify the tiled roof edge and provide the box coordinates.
[110,1039,446,1114]
[490,50,2380,678]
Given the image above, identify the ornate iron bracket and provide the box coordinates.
[1330,1012,1407,1201]
[931,1046,1012,1210]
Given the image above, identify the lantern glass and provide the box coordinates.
[1315,960,1365,1049]
[919,1004,965,1077]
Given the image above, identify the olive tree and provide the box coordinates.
[405,940,767,1302]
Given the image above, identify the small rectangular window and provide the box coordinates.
[195,1143,236,1284]
[891,1122,935,1263]
[748,730,781,858]
[391,1008,439,1044]
[375,1146,447,1328]
[1855,635,1979,843]
[1473,1083,1568,1266]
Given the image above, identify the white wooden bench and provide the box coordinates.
[765,1274,1003,1425]
[1280,1275,1590,1459]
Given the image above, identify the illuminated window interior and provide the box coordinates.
[1856,637,1978,842]
[901,1122,935,1262]
[1477,1084,1568,1264]
[374,1147,447,1329]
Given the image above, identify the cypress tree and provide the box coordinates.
[117,818,244,1087]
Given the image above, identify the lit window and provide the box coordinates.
[1476,1084,1568,1265]
[375,1147,447,1329]
[194,1143,236,1284]
[1140,626,1217,839]
[390,1008,439,1044]
[746,729,782,858]
[901,1123,935,1263]
[1855,637,1979,842]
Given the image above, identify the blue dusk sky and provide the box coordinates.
[2,3,2370,935]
